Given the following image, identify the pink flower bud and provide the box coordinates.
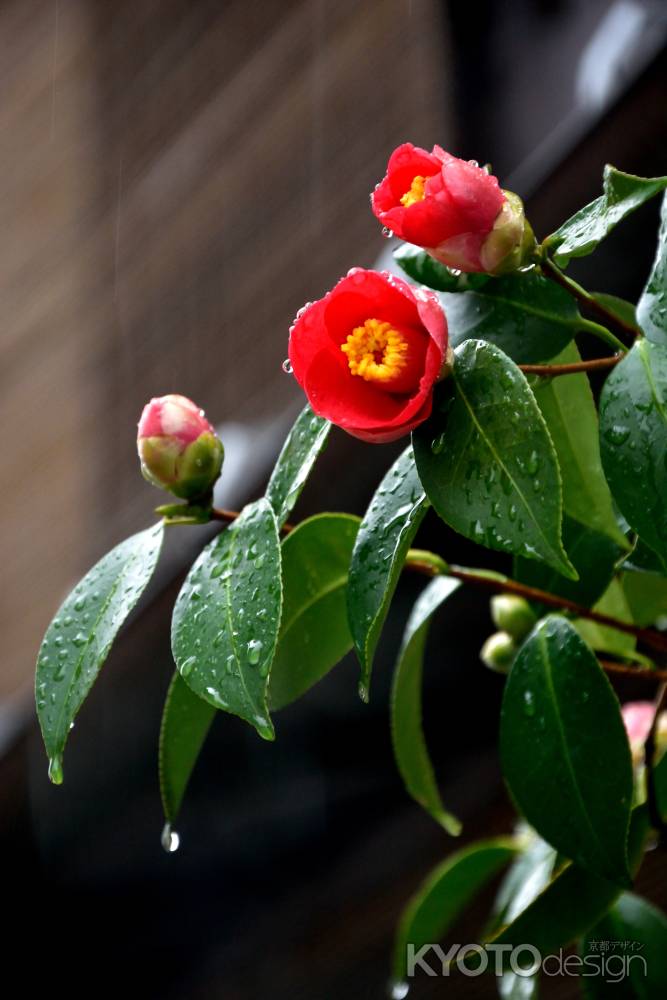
[621,701,656,748]
[371,143,535,274]
[137,394,223,500]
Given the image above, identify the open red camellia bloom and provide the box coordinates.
[371,143,529,274]
[288,268,448,443]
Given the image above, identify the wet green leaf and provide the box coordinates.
[622,571,667,627]
[514,516,623,612]
[348,447,428,701]
[546,166,667,266]
[36,523,164,782]
[500,616,633,885]
[637,190,667,345]
[159,671,216,824]
[489,807,648,956]
[265,404,330,528]
[532,343,628,547]
[413,340,575,578]
[171,498,281,740]
[600,339,667,566]
[391,577,462,835]
[392,838,518,982]
[442,272,578,364]
[491,832,558,934]
[269,513,359,710]
[581,893,667,998]
[575,578,636,657]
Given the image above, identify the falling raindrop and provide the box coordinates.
[161,823,180,853]
[389,982,410,999]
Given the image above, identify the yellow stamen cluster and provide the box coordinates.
[400,174,427,207]
[341,318,408,384]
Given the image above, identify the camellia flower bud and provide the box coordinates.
[480,631,517,674]
[137,394,223,500]
[490,594,537,641]
[371,143,535,275]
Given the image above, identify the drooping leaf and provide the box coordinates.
[348,446,429,701]
[637,190,667,345]
[171,498,281,740]
[600,339,667,566]
[391,576,462,835]
[413,340,575,578]
[489,807,648,956]
[532,343,628,548]
[514,516,623,612]
[575,578,636,658]
[269,513,359,710]
[265,404,330,528]
[581,893,667,998]
[36,523,164,782]
[442,272,578,364]
[500,616,633,885]
[159,671,216,824]
[392,838,518,983]
[546,166,667,267]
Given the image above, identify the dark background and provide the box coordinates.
[2,1,667,997]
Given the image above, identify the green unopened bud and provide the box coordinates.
[490,594,537,641]
[137,395,224,501]
[479,190,536,275]
[480,631,517,674]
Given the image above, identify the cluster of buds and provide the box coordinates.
[480,595,537,674]
[137,394,223,502]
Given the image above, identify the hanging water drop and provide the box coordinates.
[161,823,180,853]
[247,639,263,665]
[389,982,409,999]
[48,755,64,785]
[282,358,294,375]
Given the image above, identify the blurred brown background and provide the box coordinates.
[2,1,667,998]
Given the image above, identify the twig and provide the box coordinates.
[542,258,639,342]
[519,356,622,376]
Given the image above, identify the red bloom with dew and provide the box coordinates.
[371,143,529,274]
[288,268,448,443]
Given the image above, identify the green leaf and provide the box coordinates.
[489,807,648,956]
[514,515,623,611]
[159,671,216,824]
[265,404,330,528]
[500,616,633,885]
[593,292,640,335]
[546,165,667,267]
[637,190,667,345]
[600,339,667,566]
[491,832,558,933]
[413,340,575,578]
[442,272,578,364]
[581,893,667,998]
[575,578,636,658]
[623,538,665,574]
[394,243,467,291]
[622,571,667,627]
[532,342,628,548]
[348,446,428,701]
[269,513,359,710]
[35,523,164,782]
[392,838,518,982]
[171,498,281,740]
[391,577,462,835]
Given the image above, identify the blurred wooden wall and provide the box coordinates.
[0,0,450,700]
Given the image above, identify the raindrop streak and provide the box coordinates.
[282,358,294,375]
[161,823,180,854]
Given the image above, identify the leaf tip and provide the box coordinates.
[48,754,64,786]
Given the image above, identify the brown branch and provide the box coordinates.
[599,660,667,684]
[519,356,622,376]
[542,258,638,342]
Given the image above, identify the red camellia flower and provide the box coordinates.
[288,268,448,443]
[371,143,531,274]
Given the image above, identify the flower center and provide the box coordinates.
[400,174,427,207]
[340,318,424,393]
